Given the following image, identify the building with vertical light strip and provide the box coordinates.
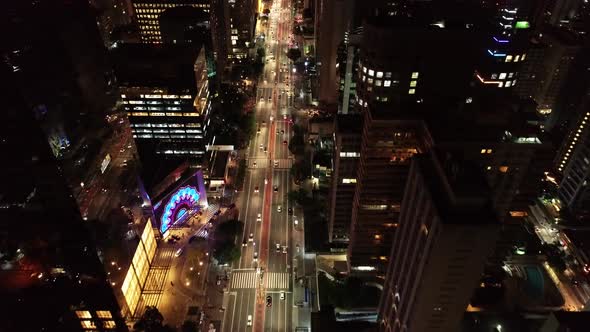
[131,0,210,43]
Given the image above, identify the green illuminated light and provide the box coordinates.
[515,21,530,29]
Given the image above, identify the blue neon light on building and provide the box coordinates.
[160,186,200,233]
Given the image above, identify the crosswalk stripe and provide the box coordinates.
[230,271,258,289]
[266,272,290,289]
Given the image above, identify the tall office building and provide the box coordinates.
[316,0,355,106]
[131,0,210,43]
[227,0,257,62]
[378,150,499,332]
[336,27,362,114]
[209,0,231,79]
[113,43,212,171]
[329,114,363,244]
[347,107,432,274]
[474,0,545,91]
[514,27,582,118]
[90,0,134,47]
[557,95,590,216]
[355,11,484,112]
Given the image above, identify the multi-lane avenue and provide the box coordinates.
[222,0,296,331]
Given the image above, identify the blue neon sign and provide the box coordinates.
[160,186,200,233]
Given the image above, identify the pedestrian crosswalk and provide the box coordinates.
[230,271,259,289]
[266,272,290,289]
[229,271,291,290]
[272,158,292,170]
[193,226,209,239]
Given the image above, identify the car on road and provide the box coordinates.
[262,121,266,126]
[280,291,285,300]
[253,161,257,167]
[174,248,184,257]
[282,246,287,254]
[274,160,279,167]
[253,251,258,261]
[268,96,272,102]
[266,296,272,307]
[263,146,268,153]
[277,205,282,213]
[259,143,263,150]
[257,127,261,134]
[257,213,262,222]
[254,186,259,193]
[260,97,264,102]
[288,207,293,215]
[276,243,281,252]
[247,314,253,326]
[242,240,247,247]
[296,244,300,253]
[283,140,287,145]
[280,129,285,134]
[273,186,278,193]
[249,233,254,242]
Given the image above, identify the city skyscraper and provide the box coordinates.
[378,150,499,332]
[131,0,210,43]
[113,43,212,173]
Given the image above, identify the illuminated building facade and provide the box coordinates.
[131,0,210,43]
[347,108,432,275]
[329,114,362,244]
[114,43,212,164]
[378,151,499,332]
[153,170,208,234]
[227,0,257,61]
[474,0,543,91]
[513,27,581,118]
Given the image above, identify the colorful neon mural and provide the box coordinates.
[160,186,200,233]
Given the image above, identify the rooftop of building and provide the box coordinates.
[112,43,203,88]
[336,113,363,134]
[416,150,498,225]
[208,150,229,180]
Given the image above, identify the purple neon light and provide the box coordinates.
[493,36,509,43]
[160,186,200,233]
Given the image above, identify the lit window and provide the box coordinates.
[486,166,492,170]
[521,53,526,61]
[514,55,520,62]
[408,89,416,95]
[508,72,514,78]
[509,211,528,217]
[120,94,127,99]
[410,80,417,87]
[505,55,513,62]
[385,72,392,78]
[512,79,517,86]
[96,311,112,319]
[498,82,504,87]
[76,311,91,319]
[411,72,419,79]
[486,149,492,154]
[499,166,509,173]
[384,80,391,87]
[374,234,381,240]
[103,320,117,328]
[499,73,507,79]
[342,178,357,184]
[480,149,487,154]
[505,81,512,87]
[376,71,383,78]
[367,78,374,84]
[368,69,375,77]
[382,97,388,102]
[491,73,498,79]
[80,320,96,329]
[362,67,367,73]
[376,80,382,86]
[362,75,366,82]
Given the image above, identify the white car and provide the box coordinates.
[249,233,254,242]
[247,314,253,326]
[253,251,258,261]
[277,205,282,213]
[280,291,285,300]
[257,213,262,222]
[174,248,184,257]
[282,246,287,254]
[276,243,281,252]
